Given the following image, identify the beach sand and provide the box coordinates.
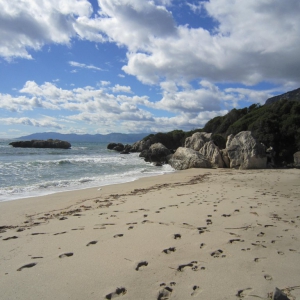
[1,168,300,299]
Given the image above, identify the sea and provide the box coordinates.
[0,140,174,202]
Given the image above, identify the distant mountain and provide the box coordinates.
[16,132,150,143]
[265,87,300,105]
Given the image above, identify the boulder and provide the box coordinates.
[199,141,226,168]
[9,139,71,149]
[220,149,230,168]
[226,134,234,148]
[294,151,300,168]
[139,143,171,164]
[169,147,212,170]
[130,139,152,152]
[107,143,118,150]
[112,143,125,152]
[227,131,267,169]
[185,132,212,151]
[120,144,132,154]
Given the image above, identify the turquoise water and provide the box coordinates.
[0,140,174,202]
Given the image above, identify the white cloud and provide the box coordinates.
[111,84,133,94]
[69,61,103,71]
[1,0,299,88]
[0,0,98,60]
[1,79,280,133]
[0,117,63,129]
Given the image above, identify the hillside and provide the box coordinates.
[265,87,300,105]
[142,90,300,165]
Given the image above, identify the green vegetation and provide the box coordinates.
[143,99,300,164]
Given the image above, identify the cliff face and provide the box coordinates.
[265,87,300,105]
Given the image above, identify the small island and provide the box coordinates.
[9,139,71,149]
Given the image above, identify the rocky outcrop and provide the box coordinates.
[130,139,152,152]
[199,141,226,168]
[185,132,212,151]
[9,139,71,149]
[220,149,230,168]
[226,131,267,169]
[294,151,300,168]
[169,147,212,170]
[139,143,171,164]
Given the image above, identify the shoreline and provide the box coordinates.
[1,168,300,299]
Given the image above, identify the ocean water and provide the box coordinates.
[0,140,174,202]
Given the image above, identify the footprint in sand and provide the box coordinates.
[229,239,244,244]
[264,274,272,281]
[177,261,205,272]
[113,234,124,238]
[17,263,37,271]
[3,236,18,241]
[53,231,67,235]
[257,232,265,237]
[105,287,127,299]
[31,233,46,235]
[236,288,252,298]
[135,261,148,271]
[163,247,176,254]
[277,251,284,255]
[191,285,202,297]
[86,241,98,246]
[211,249,226,258]
[198,227,208,234]
[59,252,73,258]
[173,234,181,240]
[254,257,266,262]
[200,243,206,249]
[157,286,173,300]
[206,219,213,225]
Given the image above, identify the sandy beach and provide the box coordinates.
[1,168,300,300]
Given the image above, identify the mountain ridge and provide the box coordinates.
[16,132,150,143]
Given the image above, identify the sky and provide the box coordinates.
[0,0,300,138]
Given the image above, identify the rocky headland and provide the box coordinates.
[9,139,71,149]
[108,89,300,170]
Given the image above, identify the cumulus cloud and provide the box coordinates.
[1,78,278,133]
[111,84,133,94]
[118,0,300,86]
[0,117,63,129]
[2,0,299,87]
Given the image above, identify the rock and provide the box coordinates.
[227,131,267,169]
[120,144,132,154]
[112,143,125,152]
[199,141,226,168]
[294,151,300,168]
[220,149,230,168]
[226,134,234,148]
[107,143,118,150]
[139,143,171,164]
[266,146,276,167]
[185,132,212,151]
[9,139,71,149]
[272,287,290,300]
[169,147,212,170]
[130,139,152,152]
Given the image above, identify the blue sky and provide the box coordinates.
[0,0,300,138]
